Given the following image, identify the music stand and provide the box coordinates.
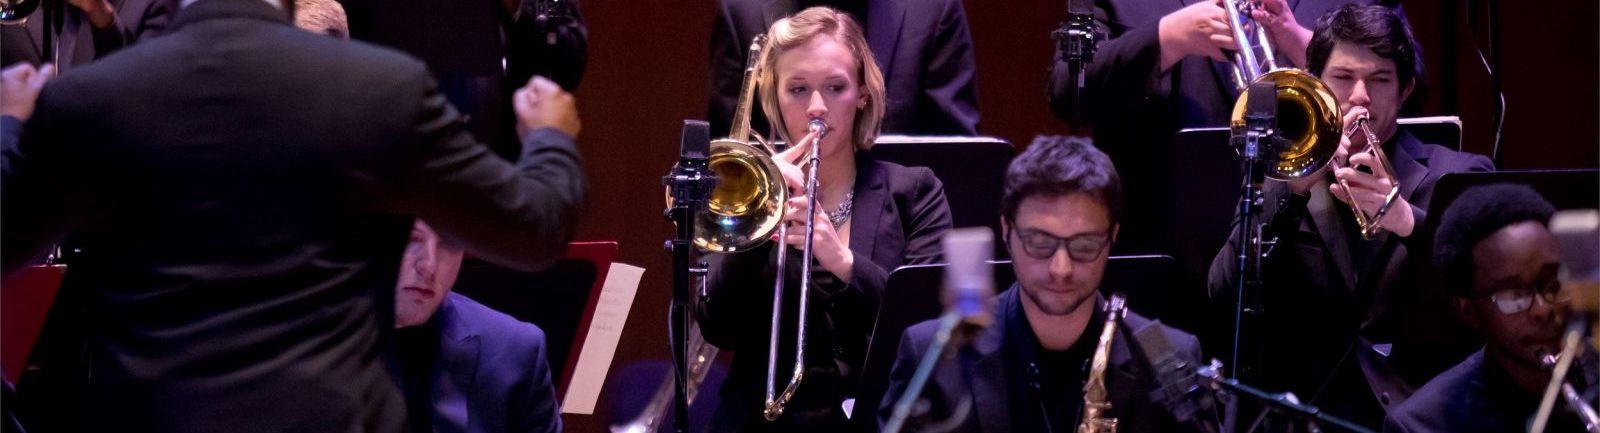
[453,241,620,395]
[852,255,1179,432]
[868,136,1014,257]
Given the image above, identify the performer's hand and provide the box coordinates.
[2,63,54,121]
[1158,0,1234,70]
[65,0,116,29]
[1251,0,1313,67]
[774,128,821,196]
[777,196,854,283]
[514,76,580,138]
[1330,151,1414,237]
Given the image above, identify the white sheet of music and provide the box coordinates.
[561,262,645,415]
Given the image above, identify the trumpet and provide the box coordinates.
[1334,114,1402,239]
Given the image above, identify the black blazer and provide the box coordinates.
[707,0,980,138]
[879,286,1204,433]
[1208,131,1493,427]
[0,0,585,431]
[1047,0,1385,255]
[0,0,171,70]
[696,156,952,432]
[1382,350,1595,433]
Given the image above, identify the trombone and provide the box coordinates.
[653,32,820,425]
[1222,0,1400,238]
[1336,114,1402,239]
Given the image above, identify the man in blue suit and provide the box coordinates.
[395,220,564,433]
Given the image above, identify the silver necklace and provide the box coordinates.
[826,191,854,227]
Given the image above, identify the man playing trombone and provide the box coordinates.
[1208,4,1493,428]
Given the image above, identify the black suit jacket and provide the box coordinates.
[1048,0,1384,254]
[0,0,171,70]
[0,0,585,431]
[707,0,980,138]
[879,286,1204,433]
[427,294,562,433]
[1208,131,1493,427]
[1383,350,1594,433]
[696,156,952,432]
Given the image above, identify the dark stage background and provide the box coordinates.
[562,1,1597,431]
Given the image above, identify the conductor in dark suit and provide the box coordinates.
[695,7,953,431]
[0,0,171,70]
[1051,0,1387,255]
[0,0,586,431]
[880,136,1204,433]
[707,0,979,138]
[393,221,562,433]
[1383,184,1593,433]
[1209,4,1494,428]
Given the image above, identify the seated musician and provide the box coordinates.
[1385,184,1595,433]
[695,6,954,431]
[1208,4,1494,426]
[880,136,1204,433]
[393,221,563,433]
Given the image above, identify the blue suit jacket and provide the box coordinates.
[432,293,563,433]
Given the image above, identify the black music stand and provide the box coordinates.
[868,136,1015,258]
[851,255,1180,432]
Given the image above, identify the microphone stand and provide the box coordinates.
[1195,360,1378,433]
[662,121,718,433]
[1051,0,1099,134]
[882,311,963,433]
[1228,82,1277,384]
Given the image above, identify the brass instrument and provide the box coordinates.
[1335,114,1402,239]
[0,0,37,25]
[644,32,820,427]
[1078,294,1127,433]
[1224,0,1342,182]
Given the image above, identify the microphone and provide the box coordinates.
[1131,324,1220,433]
[882,227,994,433]
[942,227,995,332]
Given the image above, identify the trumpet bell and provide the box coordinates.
[695,139,788,253]
[1230,69,1343,180]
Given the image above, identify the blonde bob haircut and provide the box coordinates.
[757,6,887,151]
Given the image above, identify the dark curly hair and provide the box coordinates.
[1433,183,1555,297]
[1001,136,1122,226]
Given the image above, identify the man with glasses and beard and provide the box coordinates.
[879,136,1203,433]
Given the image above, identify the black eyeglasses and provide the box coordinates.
[1478,279,1571,315]
[1007,226,1111,262]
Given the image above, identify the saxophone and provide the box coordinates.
[1078,294,1126,433]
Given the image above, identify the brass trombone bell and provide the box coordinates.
[1229,69,1343,181]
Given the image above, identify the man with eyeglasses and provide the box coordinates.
[878,136,1204,433]
[1382,183,1595,433]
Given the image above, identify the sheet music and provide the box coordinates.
[561,262,645,414]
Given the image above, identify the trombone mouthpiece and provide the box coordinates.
[808,119,828,140]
